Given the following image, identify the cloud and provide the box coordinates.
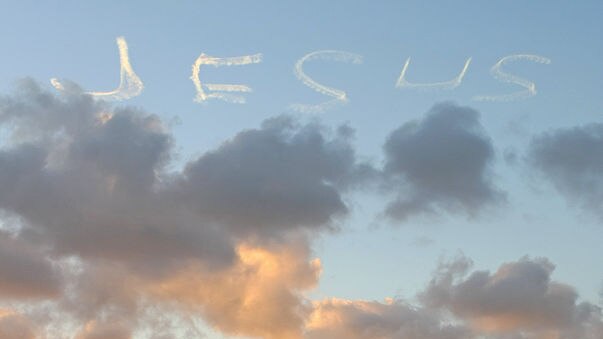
[0,231,61,299]
[75,321,132,339]
[190,53,262,104]
[396,57,472,91]
[473,54,551,102]
[148,239,321,339]
[0,310,36,339]
[175,116,372,237]
[0,79,368,337]
[528,123,603,219]
[420,255,603,338]
[382,103,504,221]
[304,254,603,339]
[306,298,469,339]
[290,50,363,114]
[0,80,600,339]
[51,36,144,101]
[0,79,233,275]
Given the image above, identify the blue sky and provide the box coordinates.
[0,1,602,338]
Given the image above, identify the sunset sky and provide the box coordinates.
[0,1,602,338]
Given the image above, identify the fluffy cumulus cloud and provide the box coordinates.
[420,255,603,339]
[148,240,321,339]
[0,79,369,337]
[382,103,504,221]
[174,116,373,237]
[0,80,600,338]
[529,123,603,220]
[302,255,602,339]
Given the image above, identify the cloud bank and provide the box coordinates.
[0,80,599,338]
[0,79,365,337]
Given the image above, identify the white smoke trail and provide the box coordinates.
[473,54,551,102]
[51,36,143,101]
[290,50,363,114]
[190,53,262,104]
[396,57,472,90]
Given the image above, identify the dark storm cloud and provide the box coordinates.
[529,123,603,219]
[382,103,504,221]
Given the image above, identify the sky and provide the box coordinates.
[0,1,602,338]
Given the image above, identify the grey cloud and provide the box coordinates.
[529,123,603,219]
[58,263,140,335]
[0,231,61,300]
[305,255,602,339]
[0,80,369,337]
[383,103,504,221]
[176,115,373,237]
[68,108,172,192]
[420,255,603,338]
[306,298,470,339]
[0,81,233,275]
[0,79,101,144]
[1,80,600,339]
[75,321,132,339]
[0,313,36,339]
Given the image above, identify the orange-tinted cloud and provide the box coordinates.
[306,298,469,339]
[420,255,603,338]
[0,310,36,339]
[148,240,321,339]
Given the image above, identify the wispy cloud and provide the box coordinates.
[473,54,551,102]
[396,57,472,91]
[51,37,144,101]
[290,50,363,114]
[191,53,262,104]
